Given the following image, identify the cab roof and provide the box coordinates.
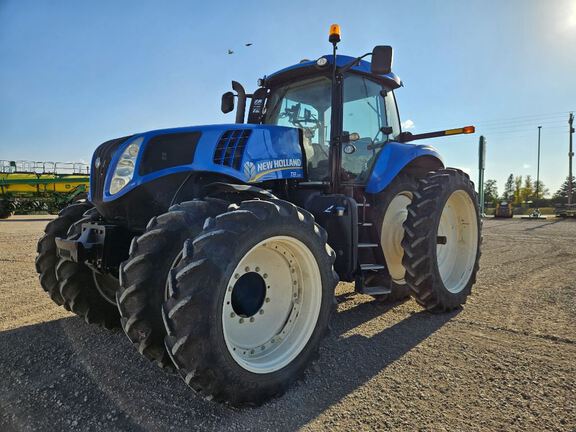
[265,54,402,89]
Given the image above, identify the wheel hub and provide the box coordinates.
[221,236,321,374]
[231,272,267,318]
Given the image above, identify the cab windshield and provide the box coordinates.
[265,74,400,182]
[265,76,332,181]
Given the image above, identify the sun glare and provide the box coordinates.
[568,1,576,27]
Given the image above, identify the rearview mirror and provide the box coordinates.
[221,91,235,114]
[371,45,393,75]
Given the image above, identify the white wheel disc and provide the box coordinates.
[221,236,322,374]
[380,191,413,284]
[436,190,479,293]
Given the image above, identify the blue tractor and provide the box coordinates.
[36,26,481,406]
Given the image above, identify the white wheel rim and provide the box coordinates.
[221,236,322,374]
[436,190,478,293]
[380,191,412,284]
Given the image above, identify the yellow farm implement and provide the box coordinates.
[0,160,90,218]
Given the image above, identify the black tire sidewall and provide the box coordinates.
[165,200,337,405]
[428,173,481,308]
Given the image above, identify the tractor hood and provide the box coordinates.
[89,124,304,203]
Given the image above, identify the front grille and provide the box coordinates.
[91,135,133,202]
[213,129,252,170]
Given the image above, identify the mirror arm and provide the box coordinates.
[338,52,371,74]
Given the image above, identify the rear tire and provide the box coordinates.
[55,207,120,329]
[117,198,228,369]
[35,202,93,306]
[162,199,338,406]
[402,169,481,312]
[371,175,418,302]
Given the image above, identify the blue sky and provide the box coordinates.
[1,0,575,194]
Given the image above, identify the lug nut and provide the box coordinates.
[265,297,270,303]
[263,273,268,279]
[230,312,235,318]
[255,266,260,272]
[250,317,255,322]
[239,318,244,324]
[259,309,264,315]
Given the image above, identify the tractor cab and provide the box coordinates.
[263,62,402,184]
[223,41,404,191]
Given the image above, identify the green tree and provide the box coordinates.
[513,175,523,206]
[533,180,549,199]
[552,176,576,204]
[483,179,498,206]
[521,175,534,205]
[503,174,514,201]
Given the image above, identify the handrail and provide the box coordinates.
[0,160,90,175]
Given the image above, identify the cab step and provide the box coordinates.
[360,263,386,271]
[359,286,392,296]
[358,243,379,248]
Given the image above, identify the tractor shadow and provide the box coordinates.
[523,218,563,231]
[0,299,456,431]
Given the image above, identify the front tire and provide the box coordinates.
[402,169,481,312]
[36,202,92,305]
[56,207,120,329]
[162,199,338,406]
[117,198,228,369]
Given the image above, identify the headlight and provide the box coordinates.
[109,137,143,195]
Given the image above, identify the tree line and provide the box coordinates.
[483,175,576,207]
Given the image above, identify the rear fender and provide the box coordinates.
[365,142,444,194]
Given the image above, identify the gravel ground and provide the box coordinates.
[0,215,574,431]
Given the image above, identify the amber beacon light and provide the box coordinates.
[329,24,341,44]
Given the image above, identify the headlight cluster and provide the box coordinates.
[109,137,143,195]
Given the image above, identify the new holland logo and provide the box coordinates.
[243,161,257,179]
[243,158,302,182]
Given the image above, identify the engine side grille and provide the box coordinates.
[213,129,252,170]
[91,135,133,202]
